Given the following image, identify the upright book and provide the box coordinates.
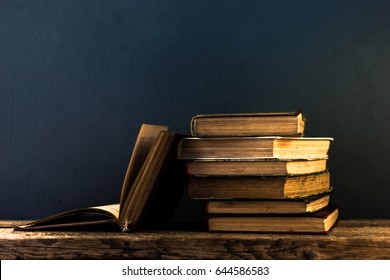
[178,136,333,160]
[16,124,186,232]
[119,124,169,209]
[190,111,305,137]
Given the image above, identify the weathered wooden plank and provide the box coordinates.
[1,220,390,259]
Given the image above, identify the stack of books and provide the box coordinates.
[178,111,339,234]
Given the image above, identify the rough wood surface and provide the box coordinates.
[1,220,390,259]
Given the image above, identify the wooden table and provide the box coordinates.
[1,220,390,259]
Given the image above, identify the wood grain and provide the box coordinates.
[1,220,390,259]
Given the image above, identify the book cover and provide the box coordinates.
[118,132,186,231]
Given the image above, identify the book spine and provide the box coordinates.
[190,116,198,136]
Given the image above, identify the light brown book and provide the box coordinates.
[186,158,327,176]
[178,136,332,160]
[186,171,330,200]
[208,205,339,234]
[206,194,330,214]
[191,111,305,137]
[15,125,186,232]
[118,131,186,231]
[119,124,169,209]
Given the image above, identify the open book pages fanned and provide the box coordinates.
[15,124,186,232]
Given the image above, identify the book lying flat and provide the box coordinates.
[191,111,305,137]
[178,137,333,160]
[206,194,330,214]
[15,124,186,232]
[186,171,330,200]
[186,158,327,176]
[208,205,339,234]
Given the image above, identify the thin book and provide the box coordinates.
[191,111,305,137]
[208,205,339,234]
[186,158,327,176]
[178,136,333,160]
[206,193,331,215]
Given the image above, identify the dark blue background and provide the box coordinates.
[2,0,390,219]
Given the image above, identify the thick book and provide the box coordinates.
[178,136,333,160]
[186,158,327,176]
[15,125,186,232]
[208,205,339,234]
[190,111,305,137]
[186,171,330,200]
[206,193,330,214]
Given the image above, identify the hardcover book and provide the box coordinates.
[185,158,327,176]
[186,171,331,200]
[16,124,186,232]
[206,193,330,214]
[178,136,333,160]
[190,111,305,137]
[208,205,339,234]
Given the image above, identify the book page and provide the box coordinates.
[119,124,169,210]
[90,204,120,220]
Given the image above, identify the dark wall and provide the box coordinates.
[2,0,390,219]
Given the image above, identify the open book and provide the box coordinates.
[15,124,186,232]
